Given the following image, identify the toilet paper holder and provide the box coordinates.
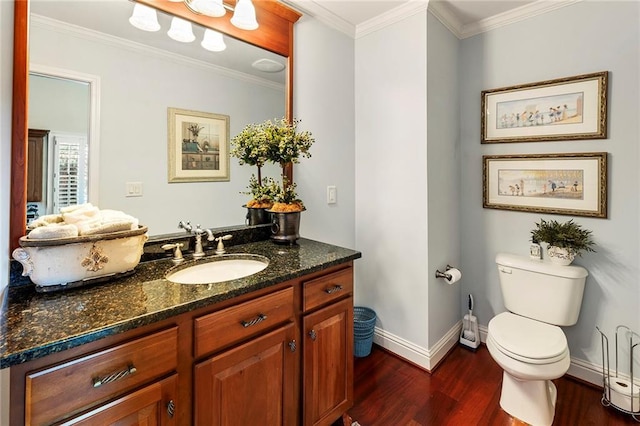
[596,324,640,420]
[435,265,455,280]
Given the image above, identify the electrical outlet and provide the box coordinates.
[125,182,143,197]
[327,185,337,204]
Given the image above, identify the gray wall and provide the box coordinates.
[293,16,356,249]
[427,12,461,349]
[29,74,90,133]
[355,10,431,357]
[459,1,640,370]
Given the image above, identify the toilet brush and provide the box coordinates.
[460,294,480,351]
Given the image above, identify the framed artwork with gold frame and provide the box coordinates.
[168,107,230,183]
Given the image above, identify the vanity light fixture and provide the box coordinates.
[168,16,196,42]
[128,3,161,32]
[185,0,226,17]
[167,0,258,30]
[229,0,259,30]
[201,29,226,51]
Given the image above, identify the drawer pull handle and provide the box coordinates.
[288,340,297,352]
[309,330,317,341]
[324,285,343,294]
[167,400,175,418]
[241,313,267,328]
[92,364,137,388]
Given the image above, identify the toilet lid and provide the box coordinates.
[488,312,568,364]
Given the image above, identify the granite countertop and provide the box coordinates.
[0,238,361,369]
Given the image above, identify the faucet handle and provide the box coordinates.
[178,221,192,233]
[162,243,184,263]
[214,234,233,255]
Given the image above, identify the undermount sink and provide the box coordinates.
[166,254,269,284]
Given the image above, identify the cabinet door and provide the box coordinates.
[27,129,48,202]
[59,374,178,426]
[194,323,297,426]
[303,297,354,426]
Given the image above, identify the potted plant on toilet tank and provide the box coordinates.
[530,218,596,265]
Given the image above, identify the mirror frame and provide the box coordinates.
[10,0,300,251]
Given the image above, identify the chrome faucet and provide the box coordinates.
[178,221,214,259]
[178,220,192,233]
[193,225,214,258]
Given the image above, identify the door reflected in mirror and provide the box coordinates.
[28,73,92,224]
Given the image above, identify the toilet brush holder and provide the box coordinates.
[460,314,480,351]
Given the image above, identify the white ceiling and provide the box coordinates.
[310,0,536,27]
[287,0,566,38]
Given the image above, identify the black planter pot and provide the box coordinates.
[267,209,304,245]
[244,206,272,226]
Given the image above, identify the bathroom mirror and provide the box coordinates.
[11,0,300,250]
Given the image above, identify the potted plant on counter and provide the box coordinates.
[263,118,314,244]
[530,218,596,265]
[232,117,314,243]
[242,175,276,225]
[231,122,271,224]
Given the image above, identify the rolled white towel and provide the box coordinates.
[100,210,139,230]
[27,223,79,239]
[63,206,100,224]
[60,203,94,214]
[80,221,134,235]
[75,217,104,235]
[28,214,64,229]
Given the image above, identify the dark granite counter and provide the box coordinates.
[0,238,361,369]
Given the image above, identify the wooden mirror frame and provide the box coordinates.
[10,0,300,251]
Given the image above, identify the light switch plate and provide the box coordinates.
[327,185,337,204]
[126,182,143,197]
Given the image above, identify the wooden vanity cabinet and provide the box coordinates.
[10,263,355,425]
[302,267,354,426]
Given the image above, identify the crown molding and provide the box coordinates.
[461,0,582,39]
[355,0,429,39]
[282,0,356,38]
[429,0,583,40]
[30,14,285,92]
[427,1,463,39]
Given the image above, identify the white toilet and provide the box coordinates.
[487,253,588,426]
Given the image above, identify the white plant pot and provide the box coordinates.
[547,246,575,266]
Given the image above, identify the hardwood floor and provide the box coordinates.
[343,344,638,426]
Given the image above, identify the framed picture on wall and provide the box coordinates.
[481,71,608,143]
[168,107,230,183]
[483,152,608,218]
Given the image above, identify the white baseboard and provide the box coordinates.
[375,322,604,387]
[372,322,460,371]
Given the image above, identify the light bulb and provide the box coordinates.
[167,17,195,43]
[185,0,225,17]
[201,29,226,52]
[128,3,160,32]
[230,0,258,31]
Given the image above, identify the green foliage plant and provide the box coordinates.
[530,218,596,257]
[231,123,270,183]
[231,117,314,212]
[243,175,277,209]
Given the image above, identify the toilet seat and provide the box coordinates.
[488,312,568,365]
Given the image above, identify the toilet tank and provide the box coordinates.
[495,253,588,326]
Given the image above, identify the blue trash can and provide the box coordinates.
[354,306,376,357]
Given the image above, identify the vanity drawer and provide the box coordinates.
[194,287,294,358]
[25,327,178,426]
[303,267,353,312]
